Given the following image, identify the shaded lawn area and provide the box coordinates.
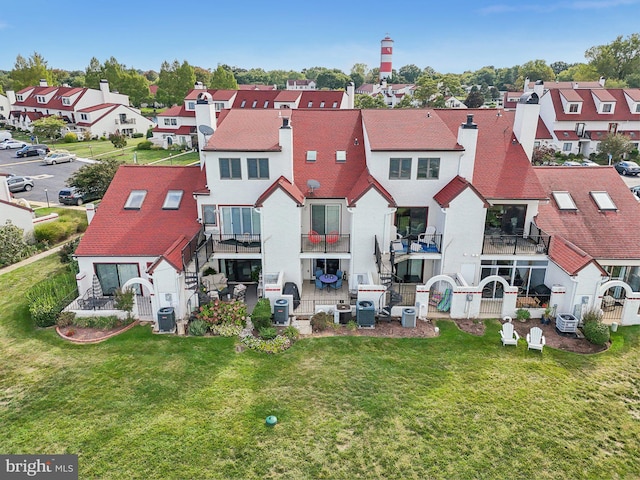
[2,257,640,479]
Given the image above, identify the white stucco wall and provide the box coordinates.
[75,255,157,296]
[0,202,34,240]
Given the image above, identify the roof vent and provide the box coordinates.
[281,117,290,129]
[462,114,477,129]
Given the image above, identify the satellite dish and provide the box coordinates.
[307,179,321,192]
[198,125,214,136]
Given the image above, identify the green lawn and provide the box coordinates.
[2,257,640,479]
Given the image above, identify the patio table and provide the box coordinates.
[319,274,338,286]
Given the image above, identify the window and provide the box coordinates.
[395,207,427,237]
[95,263,141,295]
[221,207,261,234]
[575,123,585,137]
[162,190,183,209]
[569,103,579,113]
[332,102,338,108]
[311,204,340,235]
[389,158,411,179]
[80,113,88,121]
[251,100,257,108]
[240,100,246,108]
[214,102,224,110]
[602,103,612,113]
[417,157,440,179]
[590,191,617,211]
[552,191,577,210]
[247,158,269,179]
[306,150,317,162]
[164,119,171,125]
[202,205,217,225]
[37,95,45,103]
[320,101,325,108]
[16,95,23,101]
[219,158,241,179]
[563,142,572,152]
[481,259,548,301]
[636,104,640,113]
[263,101,269,108]
[124,190,147,209]
[336,151,346,162]
[307,101,313,107]
[187,101,195,109]
[170,118,177,126]
[62,98,70,105]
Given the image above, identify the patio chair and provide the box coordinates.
[327,230,339,244]
[391,240,406,254]
[418,226,436,246]
[309,230,322,244]
[526,326,546,352]
[499,319,520,347]
[315,277,325,290]
[331,270,343,290]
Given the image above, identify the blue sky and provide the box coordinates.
[1,1,639,75]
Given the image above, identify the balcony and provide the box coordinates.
[301,233,350,253]
[482,234,549,255]
[211,234,261,253]
[115,118,136,125]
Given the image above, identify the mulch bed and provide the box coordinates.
[454,317,608,354]
[56,321,138,344]
[305,318,438,338]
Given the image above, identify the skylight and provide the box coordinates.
[336,151,346,162]
[124,190,147,210]
[590,191,617,211]
[306,151,317,162]
[162,190,184,210]
[552,191,577,210]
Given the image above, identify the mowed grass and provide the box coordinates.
[2,258,640,479]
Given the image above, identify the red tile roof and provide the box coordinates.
[554,130,580,141]
[12,85,90,110]
[292,110,369,199]
[536,118,552,139]
[592,89,616,102]
[232,90,280,109]
[362,109,462,151]
[205,109,282,151]
[434,175,489,208]
[624,89,640,102]
[549,88,640,122]
[75,165,206,270]
[75,104,120,126]
[347,172,395,207]
[559,89,583,102]
[153,125,195,135]
[436,109,548,200]
[238,84,277,91]
[547,236,604,276]
[530,80,603,90]
[535,166,640,260]
[274,90,302,102]
[299,91,345,108]
[255,176,305,207]
[156,105,190,117]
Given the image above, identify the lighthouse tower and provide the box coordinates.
[379,35,394,82]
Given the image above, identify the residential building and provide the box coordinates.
[0,173,34,241]
[286,80,316,90]
[7,80,154,139]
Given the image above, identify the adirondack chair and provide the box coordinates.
[418,225,437,246]
[526,326,546,352]
[499,319,520,346]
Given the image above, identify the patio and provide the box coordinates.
[295,281,350,316]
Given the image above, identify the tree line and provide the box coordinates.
[1,33,638,109]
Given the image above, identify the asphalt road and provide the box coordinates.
[0,146,96,205]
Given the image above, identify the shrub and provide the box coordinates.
[516,308,531,322]
[240,334,291,354]
[136,140,153,150]
[188,319,208,336]
[251,298,272,330]
[114,288,135,317]
[34,220,77,244]
[27,272,78,327]
[57,311,75,327]
[311,311,332,332]
[210,323,243,337]
[62,133,78,143]
[73,315,121,329]
[347,320,358,331]
[197,300,246,326]
[582,308,603,325]
[259,326,277,340]
[583,321,610,345]
[0,220,36,267]
[282,325,299,340]
[132,132,144,138]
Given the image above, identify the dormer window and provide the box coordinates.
[636,104,640,113]
[263,101,269,108]
[336,151,346,163]
[569,103,579,113]
[306,151,317,162]
[187,101,195,110]
[240,100,246,108]
[62,97,70,105]
[16,95,23,101]
[307,101,313,107]
[602,103,613,113]
[320,101,325,108]
[251,100,257,108]
[552,191,577,210]
[590,191,617,211]
[332,102,338,108]
[80,113,88,121]
[37,96,46,103]
[162,190,183,209]
[124,190,147,210]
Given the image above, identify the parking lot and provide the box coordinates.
[1,146,95,206]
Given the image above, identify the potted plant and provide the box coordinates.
[541,305,552,325]
[515,308,531,323]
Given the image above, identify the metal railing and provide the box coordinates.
[482,234,549,255]
[212,233,262,253]
[301,234,350,253]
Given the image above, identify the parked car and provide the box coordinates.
[42,150,76,165]
[581,160,599,167]
[58,186,99,206]
[0,130,12,141]
[614,161,640,176]
[631,185,640,198]
[0,140,28,150]
[16,144,50,158]
[562,161,581,166]
[7,176,34,192]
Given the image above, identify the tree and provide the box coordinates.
[437,74,464,97]
[32,116,66,142]
[84,57,102,89]
[354,94,387,109]
[413,74,438,106]
[209,65,238,89]
[349,72,365,89]
[109,132,127,149]
[516,59,555,86]
[464,86,485,108]
[398,64,422,83]
[10,52,55,91]
[550,61,571,76]
[156,60,195,106]
[0,221,35,267]
[394,94,417,108]
[532,145,557,165]
[316,70,350,90]
[585,34,640,81]
[68,158,124,199]
[598,133,634,163]
[556,63,599,82]
[469,66,496,87]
